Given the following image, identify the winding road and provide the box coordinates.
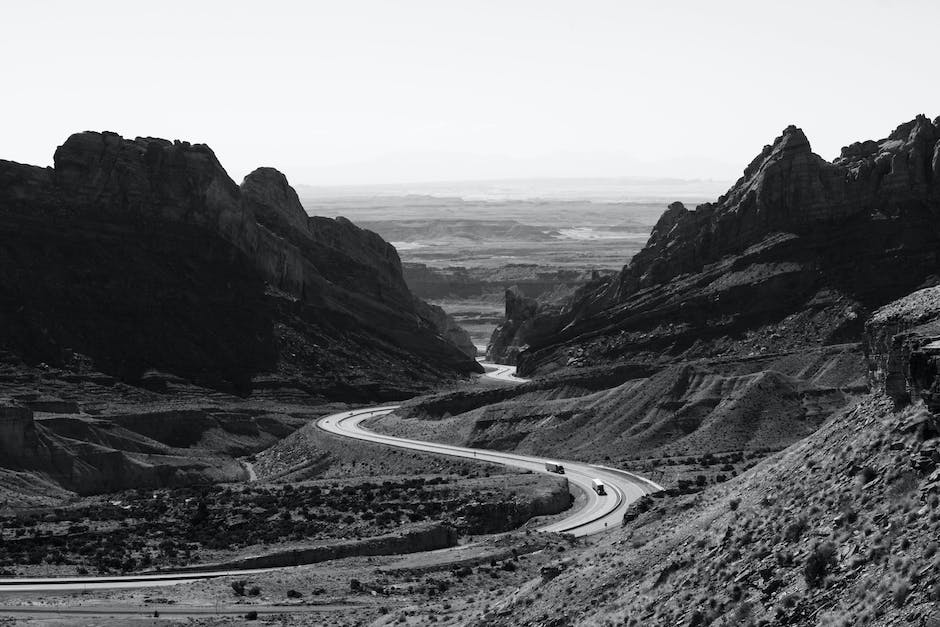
[0,362,660,595]
[319,361,662,536]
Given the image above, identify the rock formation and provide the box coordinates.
[0,403,38,464]
[866,286,940,408]
[0,131,481,396]
[486,287,540,364]
[510,115,940,376]
[412,298,478,358]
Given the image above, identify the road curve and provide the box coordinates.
[318,361,662,537]
[480,360,526,383]
[0,362,661,593]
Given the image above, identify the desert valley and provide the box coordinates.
[3,2,940,626]
[2,114,940,626]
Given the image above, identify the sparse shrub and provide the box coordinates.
[784,518,807,543]
[729,498,741,511]
[892,581,910,607]
[453,566,472,578]
[286,589,302,598]
[231,580,247,596]
[804,542,836,588]
[248,585,261,596]
[245,610,258,620]
[926,542,938,558]
[350,578,362,591]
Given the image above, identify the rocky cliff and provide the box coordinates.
[866,286,940,409]
[500,115,940,376]
[486,287,539,364]
[0,131,481,397]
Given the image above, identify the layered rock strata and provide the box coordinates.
[493,116,940,375]
[0,132,480,396]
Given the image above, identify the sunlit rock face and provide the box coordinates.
[866,286,940,408]
[511,116,940,377]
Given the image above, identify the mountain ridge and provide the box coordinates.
[488,115,940,376]
[0,130,481,395]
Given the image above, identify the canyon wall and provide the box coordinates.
[0,131,480,397]
[495,116,940,376]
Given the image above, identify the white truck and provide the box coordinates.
[544,462,565,474]
[592,478,606,495]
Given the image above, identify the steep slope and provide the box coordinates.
[376,345,866,462]
[473,289,940,627]
[490,115,940,376]
[0,131,480,398]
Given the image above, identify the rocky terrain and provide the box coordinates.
[463,287,940,627]
[377,345,866,466]
[361,116,934,494]
[0,132,480,397]
[0,131,482,500]
[310,192,668,352]
[5,118,940,627]
[490,116,940,376]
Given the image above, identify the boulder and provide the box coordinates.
[865,286,940,408]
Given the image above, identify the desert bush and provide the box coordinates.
[231,580,247,596]
[784,518,807,543]
[892,581,910,607]
[857,466,878,483]
[245,610,258,620]
[804,542,836,588]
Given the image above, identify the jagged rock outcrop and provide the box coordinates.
[486,287,540,364]
[487,273,613,365]
[0,404,39,463]
[865,286,940,408]
[0,131,481,396]
[515,115,940,376]
[412,298,477,358]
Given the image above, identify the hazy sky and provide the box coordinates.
[4,1,938,186]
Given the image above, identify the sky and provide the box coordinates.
[3,0,939,186]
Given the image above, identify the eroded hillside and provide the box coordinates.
[489,116,940,376]
[0,131,481,499]
[466,289,940,626]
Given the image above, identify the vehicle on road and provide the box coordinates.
[592,478,606,495]
[545,462,565,474]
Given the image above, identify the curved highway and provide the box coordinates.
[318,361,662,536]
[481,361,525,383]
[0,362,660,593]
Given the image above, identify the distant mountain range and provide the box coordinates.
[295,176,733,204]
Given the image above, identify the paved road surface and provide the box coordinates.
[0,361,660,595]
[317,391,662,535]
[0,602,363,619]
[480,360,526,383]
